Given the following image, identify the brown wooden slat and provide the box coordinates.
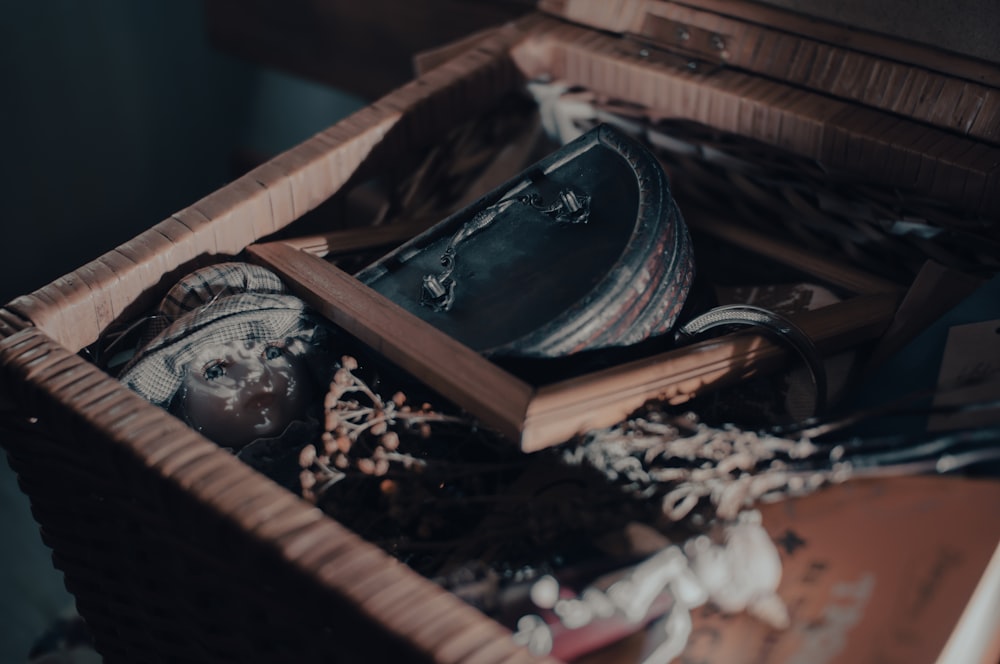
[147,217,204,267]
[751,80,796,146]
[863,58,892,106]
[269,140,346,228]
[769,30,801,82]
[748,25,783,73]
[192,176,281,248]
[114,228,180,300]
[732,10,766,67]
[830,50,869,100]
[737,76,779,138]
[927,78,972,129]
[248,160,299,223]
[902,67,945,129]
[0,307,31,338]
[25,352,98,396]
[311,535,395,592]
[17,269,119,358]
[95,249,157,324]
[170,206,219,256]
[786,34,826,81]
[436,620,517,663]
[446,629,532,664]
[968,89,1000,143]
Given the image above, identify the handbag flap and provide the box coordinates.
[355,124,694,358]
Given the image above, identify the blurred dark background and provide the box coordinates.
[0,1,370,307]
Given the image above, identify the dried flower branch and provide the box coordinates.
[564,410,845,522]
[298,355,472,502]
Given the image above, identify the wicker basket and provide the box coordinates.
[2,6,997,663]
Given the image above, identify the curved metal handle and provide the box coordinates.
[420,187,591,312]
[675,304,828,415]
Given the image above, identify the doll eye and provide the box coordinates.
[203,361,226,380]
[263,344,284,361]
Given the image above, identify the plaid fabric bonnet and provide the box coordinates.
[119,262,328,408]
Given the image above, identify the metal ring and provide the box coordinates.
[675,304,827,416]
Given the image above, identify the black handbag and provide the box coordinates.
[356,124,695,358]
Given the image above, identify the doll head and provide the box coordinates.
[119,263,333,449]
[169,336,318,448]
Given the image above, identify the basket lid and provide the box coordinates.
[537,0,1000,70]
[536,0,1000,144]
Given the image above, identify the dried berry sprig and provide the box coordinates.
[299,355,474,501]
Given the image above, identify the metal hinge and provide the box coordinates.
[620,13,735,73]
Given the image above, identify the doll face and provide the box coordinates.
[174,339,315,449]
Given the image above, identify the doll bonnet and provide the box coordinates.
[119,262,329,408]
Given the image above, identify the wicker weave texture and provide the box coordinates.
[0,326,552,663]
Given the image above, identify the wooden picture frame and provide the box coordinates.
[248,199,902,452]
